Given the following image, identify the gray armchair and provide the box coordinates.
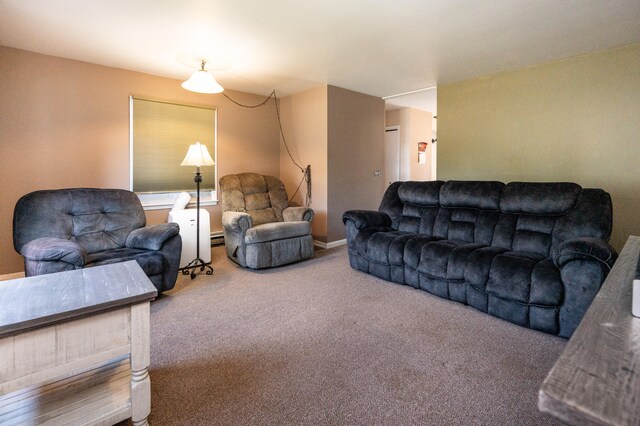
[13,188,182,292]
[219,173,314,269]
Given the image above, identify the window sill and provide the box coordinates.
[137,191,218,211]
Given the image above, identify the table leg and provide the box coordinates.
[130,303,151,425]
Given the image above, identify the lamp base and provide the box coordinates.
[181,257,213,280]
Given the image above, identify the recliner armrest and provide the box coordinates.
[552,237,618,270]
[342,210,391,230]
[20,237,86,267]
[222,211,252,232]
[126,223,180,251]
[283,206,314,222]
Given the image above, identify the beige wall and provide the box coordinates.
[438,43,640,251]
[327,85,386,242]
[0,46,280,274]
[279,85,385,243]
[385,108,435,181]
[279,85,329,241]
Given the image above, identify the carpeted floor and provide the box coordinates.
[147,245,565,425]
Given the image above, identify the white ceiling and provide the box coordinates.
[1,0,639,112]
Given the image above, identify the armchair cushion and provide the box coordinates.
[245,221,312,245]
[125,223,179,251]
[283,206,314,222]
[219,173,289,225]
[87,248,165,277]
[20,237,86,267]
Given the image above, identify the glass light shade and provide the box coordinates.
[180,142,215,167]
[181,69,224,94]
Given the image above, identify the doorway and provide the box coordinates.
[384,126,400,186]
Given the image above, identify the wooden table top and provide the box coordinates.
[0,261,157,337]
[538,235,640,425]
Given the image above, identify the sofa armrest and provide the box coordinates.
[552,237,618,270]
[20,237,86,267]
[126,223,180,251]
[342,210,391,230]
[222,211,252,233]
[283,206,314,222]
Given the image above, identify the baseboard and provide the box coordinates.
[313,239,347,249]
[0,271,25,281]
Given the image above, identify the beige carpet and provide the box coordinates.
[147,245,565,425]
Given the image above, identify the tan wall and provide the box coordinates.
[385,108,435,181]
[279,86,329,241]
[0,46,280,274]
[327,85,386,242]
[437,43,640,251]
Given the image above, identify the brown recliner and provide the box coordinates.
[219,173,314,269]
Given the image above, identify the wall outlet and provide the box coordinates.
[374,170,382,176]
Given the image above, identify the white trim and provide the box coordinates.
[313,239,347,249]
[382,85,437,99]
[0,272,25,281]
[137,191,218,211]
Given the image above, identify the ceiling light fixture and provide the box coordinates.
[182,60,224,94]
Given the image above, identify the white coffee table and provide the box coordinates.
[0,261,157,425]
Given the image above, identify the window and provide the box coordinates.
[129,96,217,209]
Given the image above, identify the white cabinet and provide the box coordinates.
[168,209,211,268]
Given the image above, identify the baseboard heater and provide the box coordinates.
[210,231,225,247]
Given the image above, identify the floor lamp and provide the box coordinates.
[180,141,215,279]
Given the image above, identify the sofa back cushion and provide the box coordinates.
[435,181,504,245]
[492,182,612,257]
[378,180,613,257]
[219,173,289,226]
[13,188,146,254]
[380,181,503,245]
[379,181,442,234]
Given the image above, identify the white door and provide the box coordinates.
[384,126,400,185]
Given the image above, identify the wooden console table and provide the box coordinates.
[539,236,640,425]
[0,261,157,425]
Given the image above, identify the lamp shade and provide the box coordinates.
[180,142,215,167]
[182,69,224,94]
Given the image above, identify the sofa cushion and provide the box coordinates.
[385,181,442,234]
[511,215,556,257]
[439,181,504,210]
[86,248,165,277]
[362,231,415,266]
[500,182,581,215]
[432,208,501,245]
[415,240,485,280]
[397,181,442,206]
[245,221,311,244]
[402,235,443,270]
[485,252,562,306]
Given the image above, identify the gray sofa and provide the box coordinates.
[220,173,314,269]
[13,188,182,292]
[343,181,617,338]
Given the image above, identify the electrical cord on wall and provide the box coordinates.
[222,90,312,206]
